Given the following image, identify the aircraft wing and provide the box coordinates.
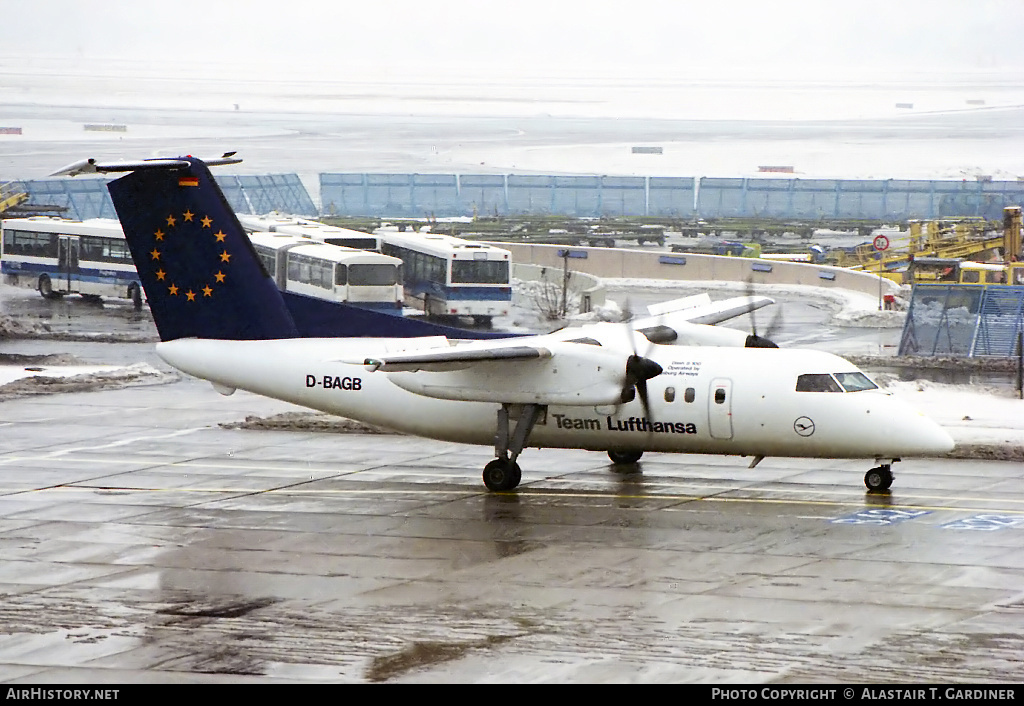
[361,344,550,372]
[636,294,775,326]
[354,339,635,406]
[628,295,779,348]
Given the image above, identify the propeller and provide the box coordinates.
[621,353,663,416]
[744,279,782,348]
[619,298,663,422]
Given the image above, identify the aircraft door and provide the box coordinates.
[708,378,733,439]
[57,235,79,292]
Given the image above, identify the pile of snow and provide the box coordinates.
[0,362,176,398]
[0,314,52,338]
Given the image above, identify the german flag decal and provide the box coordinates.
[178,176,199,187]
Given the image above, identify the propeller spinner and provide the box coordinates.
[621,354,663,415]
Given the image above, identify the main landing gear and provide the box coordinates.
[484,403,544,491]
[864,461,896,492]
[607,449,643,464]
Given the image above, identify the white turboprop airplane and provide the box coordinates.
[53,155,955,493]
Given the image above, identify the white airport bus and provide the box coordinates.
[248,231,403,311]
[379,230,512,325]
[0,217,144,308]
[238,214,382,251]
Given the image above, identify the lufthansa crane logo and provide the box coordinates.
[793,416,815,437]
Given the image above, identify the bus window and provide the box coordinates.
[961,269,980,283]
[3,229,58,257]
[451,259,509,284]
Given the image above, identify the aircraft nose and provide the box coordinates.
[908,413,956,455]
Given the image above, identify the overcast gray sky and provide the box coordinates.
[6,0,1024,80]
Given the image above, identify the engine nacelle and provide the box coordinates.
[387,345,628,405]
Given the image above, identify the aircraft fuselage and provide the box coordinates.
[157,337,954,461]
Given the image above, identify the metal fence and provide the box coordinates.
[14,172,1024,223]
[697,178,1024,221]
[898,284,1024,357]
[10,174,317,221]
[321,173,1024,221]
[320,174,696,218]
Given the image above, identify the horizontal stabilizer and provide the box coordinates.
[51,153,241,177]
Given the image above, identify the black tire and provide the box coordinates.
[483,459,522,491]
[37,274,59,299]
[864,466,893,492]
[129,283,143,310]
[608,449,644,464]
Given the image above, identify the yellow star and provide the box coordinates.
[168,284,179,296]
[214,271,226,283]
[202,285,213,297]
[166,214,177,227]
[185,290,196,302]
[214,230,226,242]
[201,216,212,228]
[155,269,166,281]
[150,248,160,260]
[154,229,165,241]
[220,250,231,263]
[183,210,194,222]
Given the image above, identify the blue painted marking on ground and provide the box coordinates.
[831,508,931,526]
[941,514,1024,531]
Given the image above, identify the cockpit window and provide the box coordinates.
[795,373,843,393]
[834,372,878,392]
[566,337,601,346]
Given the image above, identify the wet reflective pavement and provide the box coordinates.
[1,374,1023,683]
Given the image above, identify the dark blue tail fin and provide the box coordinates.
[108,157,301,341]
[97,155,516,342]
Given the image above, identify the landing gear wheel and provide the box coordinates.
[483,458,522,492]
[608,449,643,464]
[864,465,894,492]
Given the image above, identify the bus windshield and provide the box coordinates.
[451,259,509,285]
[349,263,398,286]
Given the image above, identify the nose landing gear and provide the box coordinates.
[865,463,894,492]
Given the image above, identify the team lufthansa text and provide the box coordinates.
[711,688,1015,700]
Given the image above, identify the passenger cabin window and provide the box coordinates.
[833,372,878,392]
[684,387,695,403]
[714,388,726,404]
[795,373,843,393]
[664,387,675,403]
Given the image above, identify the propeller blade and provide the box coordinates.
[636,378,652,420]
[743,278,780,348]
[622,353,663,413]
